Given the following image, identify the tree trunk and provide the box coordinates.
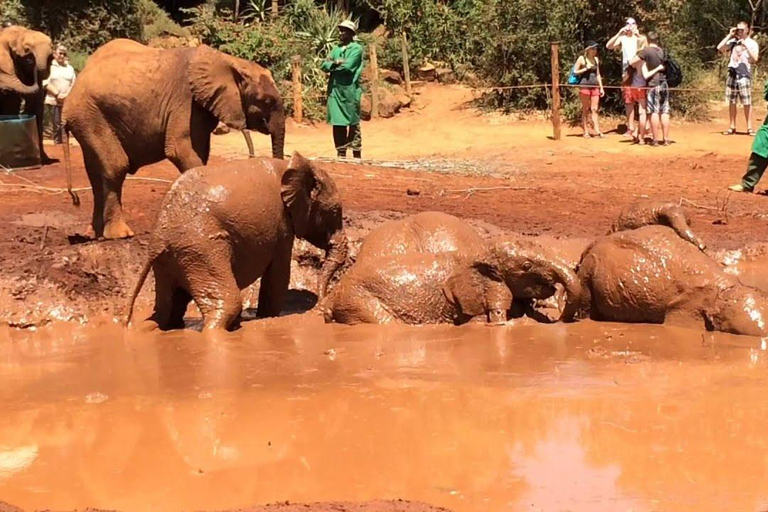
[234,0,240,21]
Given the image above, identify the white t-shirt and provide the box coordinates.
[43,60,77,106]
[727,37,759,78]
[617,34,639,69]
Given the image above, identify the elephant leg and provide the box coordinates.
[23,91,55,164]
[103,170,134,239]
[186,244,242,331]
[168,128,209,172]
[145,268,191,331]
[665,306,707,331]
[255,244,292,318]
[80,129,133,239]
[330,291,398,325]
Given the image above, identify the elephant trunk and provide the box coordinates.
[547,258,583,321]
[318,230,348,299]
[269,109,286,159]
[0,72,39,96]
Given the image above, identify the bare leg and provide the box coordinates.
[625,102,635,134]
[650,112,661,142]
[728,103,737,130]
[636,99,647,143]
[661,113,671,143]
[591,94,601,135]
[745,104,754,132]
[579,94,590,135]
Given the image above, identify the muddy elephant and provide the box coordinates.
[322,236,581,325]
[126,153,348,331]
[356,211,485,262]
[0,26,54,164]
[563,225,768,337]
[609,201,706,250]
[63,40,286,240]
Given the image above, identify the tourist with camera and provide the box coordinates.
[607,17,646,139]
[718,21,759,136]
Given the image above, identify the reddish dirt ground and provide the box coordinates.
[1,500,451,512]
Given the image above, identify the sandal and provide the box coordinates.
[723,128,737,135]
[661,139,672,146]
[748,129,756,136]
[596,132,606,139]
[583,133,592,139]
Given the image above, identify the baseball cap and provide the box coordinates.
[338,20,357,34]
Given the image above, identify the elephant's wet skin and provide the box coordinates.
[565,225,768,336]
[3,321,768,512]
[62,40,286,240]
[126,152,347,332]
[609,201,706,250]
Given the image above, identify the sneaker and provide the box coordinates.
[728,184,753,193]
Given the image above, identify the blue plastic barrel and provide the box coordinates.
[0,114,41,170]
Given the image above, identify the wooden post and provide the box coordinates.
[550,42,562,141]
[401,32,412,95]
[291,56,303,124]
[370,42,379,118]
[234,0,240,21]
[271,0,278,18]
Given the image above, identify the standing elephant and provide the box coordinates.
[563,225,768,337]
[322,236,581,325]
[609,201,706,250]
[356,211,485,262]
[126,153,348,331]
[0,26,54,164]
[63,40,286,240]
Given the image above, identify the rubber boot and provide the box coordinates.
[352,150,361,160]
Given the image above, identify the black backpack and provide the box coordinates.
[664,51,683,88]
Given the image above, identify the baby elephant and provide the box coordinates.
[322,236,581,325]
[126,152,348,331]
[356,211,485,261]
[609,201,706,251]
[564,225,768,337]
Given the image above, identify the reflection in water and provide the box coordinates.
[0,319,767,511]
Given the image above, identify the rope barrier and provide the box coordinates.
[476,83,742,93]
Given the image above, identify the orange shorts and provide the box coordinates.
[579,87,600,98]
[623,86,646,103]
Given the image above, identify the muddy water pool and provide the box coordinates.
[2,316,768,511]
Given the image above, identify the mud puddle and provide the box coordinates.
[2,318,768,512]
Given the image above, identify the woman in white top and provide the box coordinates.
[43,44,76,144]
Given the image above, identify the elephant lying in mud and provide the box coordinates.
[610,201,706,251]
[356,211,485,261]
[322,235,581,325]
[563,226,768,337]
[63,40,286,240]
[126,153,348,331]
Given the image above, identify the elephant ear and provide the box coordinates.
[188,45,246,130]
[443,264,498,317]
[281,152,318,239]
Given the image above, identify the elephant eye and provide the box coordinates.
[522,261,533,271]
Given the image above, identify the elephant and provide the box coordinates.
[62,40,286,240]
[321,235,581,325]
[125,152,348,331]
[356,211,486,262]
[0,26,54,164]
[609,201,706,250]
[563,225,768,337]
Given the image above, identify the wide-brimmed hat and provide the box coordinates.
[338,20,357,34]
[585,40,599,50]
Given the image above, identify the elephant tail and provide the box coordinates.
[125,255,154,327]
[62,125,80,207]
